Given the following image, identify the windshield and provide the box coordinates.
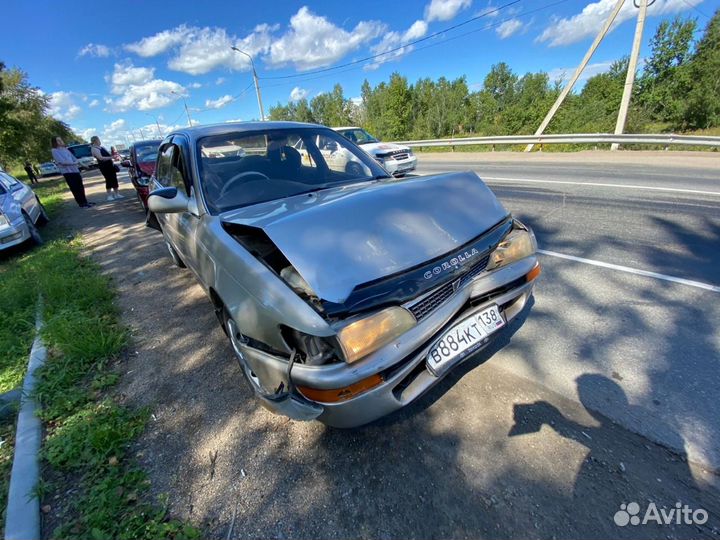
[68,144,92,159]
[337,128,379,145]
[197,127,388,214]
[134,143,159,164]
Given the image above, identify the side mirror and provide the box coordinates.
[148,187,199,216]
[120,160,131,168]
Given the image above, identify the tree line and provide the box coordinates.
[0,62,80,168]
[269,10,719,140]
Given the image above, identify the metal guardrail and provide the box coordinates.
[393,133,720,149]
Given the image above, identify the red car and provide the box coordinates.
[122,140,161,209]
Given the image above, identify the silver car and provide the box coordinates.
[0,172,48,250]
[147,122,540,427]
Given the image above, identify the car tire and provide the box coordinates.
[23,212,43,246]
[35,198,50,226]
[345,161,364,177]
[164,239,186,268]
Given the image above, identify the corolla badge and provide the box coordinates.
[424,248,480,279]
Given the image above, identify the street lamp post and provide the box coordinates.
[230,46,265,121]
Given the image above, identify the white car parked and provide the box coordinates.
[0,172,48,250]
[38,162,60,177]
[333,127,417,176]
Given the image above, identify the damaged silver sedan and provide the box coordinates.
[147,122,540,427]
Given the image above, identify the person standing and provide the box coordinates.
[23,160,38,184]
[91,136,123,201]
[50,137,91,208]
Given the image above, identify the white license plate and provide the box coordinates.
[426,305,505,375]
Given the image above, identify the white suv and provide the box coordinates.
[333,127,417,176]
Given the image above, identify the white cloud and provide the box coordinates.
[538,0,704,47]
[78,127,96,142]
[188,82,203,89]
[48,91,82,121]
[124,25,191,57]
[78,43,111,57]
[496,18,524,39]
[366,19,428,70]
[289,86,308,101]
[107,61,154,92]
[205,94,234,109]
[215,77,226,85]
[225,118,243,122]
[168,24,275,75]
[268,7,385,70]
[88,99,100,108]
[547,60,616,84]
[105,62,185,112]
[425,0,472,22]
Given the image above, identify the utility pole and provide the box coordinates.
[231,47,265,121]
[526,0,626,152]
[612,0,649,150]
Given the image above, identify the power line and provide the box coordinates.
[259,0,573,91]
[259,0,523,80]
[679,0,712,20]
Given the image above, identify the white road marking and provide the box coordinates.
[538,249,720,293]
[482,176,720,197]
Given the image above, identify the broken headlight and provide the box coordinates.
[486,224,537,271]
[337,307,416,364]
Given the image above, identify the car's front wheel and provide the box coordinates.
[23,213,43,246]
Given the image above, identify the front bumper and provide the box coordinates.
[0,219,30,250]
[236,255,538,427]
[383,155,417,176]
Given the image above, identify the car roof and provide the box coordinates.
[167,121,326,144]
[332,126,361,131]
[130,139,162,147]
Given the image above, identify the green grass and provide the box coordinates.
[0,183,200,539]
[0,414,18,534]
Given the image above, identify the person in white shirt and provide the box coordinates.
[91,136,123,201]
[50,137,92,208]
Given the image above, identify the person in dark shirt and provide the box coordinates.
[23,160,38,184]
[91,136,123,201]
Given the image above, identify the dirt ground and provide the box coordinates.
[50,171,720,539]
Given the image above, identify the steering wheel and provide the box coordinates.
[219,171,269,199]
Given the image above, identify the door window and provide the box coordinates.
[156,145,174,187]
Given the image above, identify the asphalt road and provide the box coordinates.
[417,153,720,471]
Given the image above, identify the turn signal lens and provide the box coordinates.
[297,374,384,403]
[337,307,416,364]
[526,262,542,282]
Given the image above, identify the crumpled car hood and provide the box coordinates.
[221,172,508,303]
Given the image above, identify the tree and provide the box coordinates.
[0,62,79,166]
[683,10,720,128]
[310,84,351,127]
[639,16,697,124]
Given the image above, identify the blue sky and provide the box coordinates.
[2,0,717,146]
